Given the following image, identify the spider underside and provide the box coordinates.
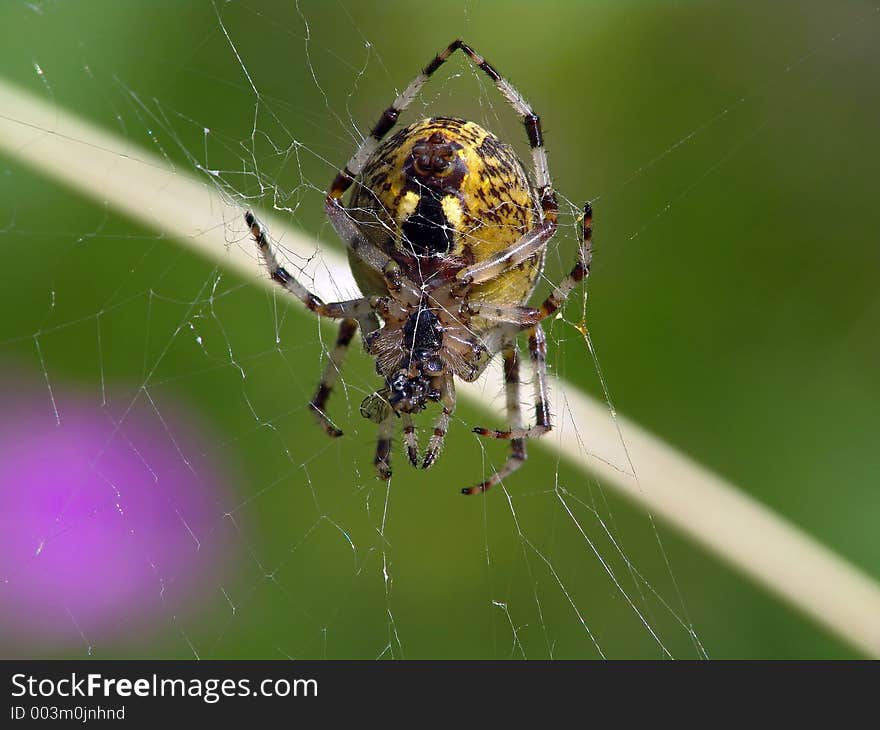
[246,39,592,495]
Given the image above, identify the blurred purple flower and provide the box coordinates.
[0,375,238,656]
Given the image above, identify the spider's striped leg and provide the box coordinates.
[464,345,527,496]
[324,38,559,290]
[468,302,542,328]
[421,378,456,470]
[322,39,464,283]
[246,211,373,319]
[438,41,558,222]
[447,39,560,260]
[401,413,419,467]
[374,413,395,480]
[460,211,591,467]
[326,34,557,207]
[534,202,593,321]
[456,221,557,286]
[473,324,551,441]
[324,39,474,204]
[430,39,560,290]
[326,77,430,202]
[464,203,593,328]
[309,318,357,438]
[326,39,557,220]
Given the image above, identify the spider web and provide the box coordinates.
[0,0,876,659]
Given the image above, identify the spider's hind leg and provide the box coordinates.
[463,344,528,495]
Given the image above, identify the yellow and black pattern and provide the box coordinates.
[349,117,542,307]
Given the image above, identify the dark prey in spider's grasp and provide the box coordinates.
[246,39,593,495]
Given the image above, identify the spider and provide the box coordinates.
[246,39,592,495]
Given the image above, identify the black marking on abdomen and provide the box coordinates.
[401,190,453,257]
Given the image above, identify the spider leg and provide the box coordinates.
[374,413,395,480]
[401,413,419,467]
[325,39,552,199]
[463,345,527,495]
[464,203,593,327]
[534,202,593,321]
[246,212,373,319]
[467,303,542,328]
[309,318,357,438]
[421,377,456,470]
[450,41,559,284]
[432,40,557,220]
[325,57,434,202]
[457,221,557,286]
[321,39,460,293]
[473,324,551,441]
[324,39,557,287]
[439,39,558,286]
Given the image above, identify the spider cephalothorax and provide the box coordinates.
[247,39,592,494]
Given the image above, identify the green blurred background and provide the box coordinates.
[0,0,878,658]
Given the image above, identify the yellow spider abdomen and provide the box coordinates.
[348,117,544,307]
